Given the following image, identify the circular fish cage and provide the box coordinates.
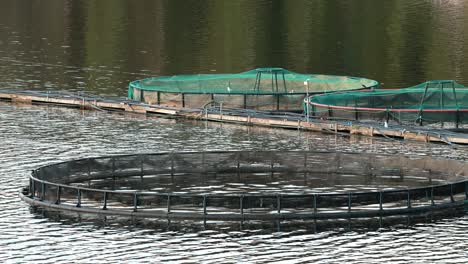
[21,151,468,221]
[128,68,378,111]
[306,80,468,128]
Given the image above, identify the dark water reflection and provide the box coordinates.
[2,0,468,96]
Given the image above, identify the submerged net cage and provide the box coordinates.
[128,68,378,111]
[22,151,468,222]
[307,80,468,127]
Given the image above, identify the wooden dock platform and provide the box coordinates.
[1,89,468,145]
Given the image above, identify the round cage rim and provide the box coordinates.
[29,150,468,197]
[23,150,468,221]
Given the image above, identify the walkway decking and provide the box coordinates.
[1,89,468,145]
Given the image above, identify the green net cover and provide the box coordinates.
[308,80,468,125]
[128,68,378,99]
[309,80,468,110]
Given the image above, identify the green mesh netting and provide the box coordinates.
[308,80,468,125]
[128,68,378,98]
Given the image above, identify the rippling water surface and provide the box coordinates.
[0,102,467,263]
[1,0,468,262]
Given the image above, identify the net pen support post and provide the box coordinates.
[304,79,310,122]
[30,170,35,199]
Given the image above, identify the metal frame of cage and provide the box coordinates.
[21,151,468,221]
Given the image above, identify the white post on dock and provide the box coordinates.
[304,79,310,122]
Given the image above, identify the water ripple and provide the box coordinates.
[0,102,466,263]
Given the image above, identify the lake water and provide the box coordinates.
[0,0,467,263]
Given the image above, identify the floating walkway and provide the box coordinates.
[1,89,468,145]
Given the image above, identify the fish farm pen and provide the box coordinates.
[128,68,378,111]
[306,80,468,128]
[21,151,468,221]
